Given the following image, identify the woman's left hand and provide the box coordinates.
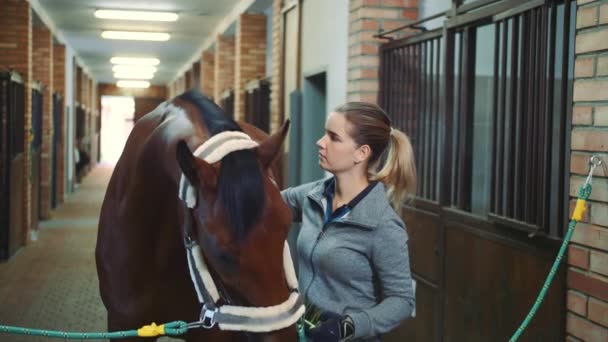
[305,311,354,342]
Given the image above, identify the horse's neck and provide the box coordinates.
[122,106,202,216]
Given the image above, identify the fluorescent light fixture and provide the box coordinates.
[117,80,150,88]
[101,31,170,41]
[95,9,178,22]
[110,57,160,66]
[112,65,157,73]
[114,72,154,80]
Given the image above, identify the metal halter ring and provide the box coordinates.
[200,305,218,329]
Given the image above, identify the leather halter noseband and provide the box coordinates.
[178,130,305,332]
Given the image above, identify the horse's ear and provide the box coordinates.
[257,119,290,168]
[176,140,217,189]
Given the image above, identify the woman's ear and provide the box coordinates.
[354,144,371,164]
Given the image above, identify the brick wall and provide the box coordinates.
[184,69,191,90]
[269,0,283,133]
[167,83,173,99]
[33,26,53,219]
[214,35,235,102]
[90,78,98,167]
[170,80,176,98]
[53,44,65,205]
[567,0,608,340]
[201,51,215,99]
[348,0,418,103]
[174,75,185,96]
[235,13,267,122]
[0,0,33,244]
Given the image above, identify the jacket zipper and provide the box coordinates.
[303,222,329,300]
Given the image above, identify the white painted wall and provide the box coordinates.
[300,0,348,113]
[64,46,75,193]
[418,0,451,30]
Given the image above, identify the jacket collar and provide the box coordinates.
[307,179,390,230]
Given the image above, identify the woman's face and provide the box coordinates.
[316,112,362,173]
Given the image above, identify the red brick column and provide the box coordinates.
[567,1,608,340]
[53,44,65,205]
[90,78,98,168]
[235,13,267,122]
[33,26,53,219]
[347,0,418,103]
[269,0,283,133]
[180,75,186,94]
[214,35,235,103]
[0,0,33,243]
[201,51,215,99]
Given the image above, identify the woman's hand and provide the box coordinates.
[305,311,355,342]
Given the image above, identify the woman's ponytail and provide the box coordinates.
[372,128,417,210]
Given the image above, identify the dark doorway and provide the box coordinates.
[300,71,327,184]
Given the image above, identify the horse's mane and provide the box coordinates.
[178,90,265,241]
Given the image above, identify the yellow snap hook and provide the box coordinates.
[137,322,165,337]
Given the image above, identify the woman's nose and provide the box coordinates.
[316,135,325,148]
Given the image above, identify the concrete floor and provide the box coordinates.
[0,165,178,342]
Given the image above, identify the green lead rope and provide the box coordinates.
[298,318,308,342]
[509,183,592,342]
[0,320,188,339]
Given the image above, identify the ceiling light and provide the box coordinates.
[101,31,170,41]
[114,72,154,80]
[95,9,178,22]
[110,57,160,66]
[112,65,157,73]
[117,80,150,88]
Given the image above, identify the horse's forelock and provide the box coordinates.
[217,149,266,241]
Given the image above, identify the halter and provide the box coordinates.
[178,131,305,332]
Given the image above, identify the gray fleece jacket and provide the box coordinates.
[281,180,415,340]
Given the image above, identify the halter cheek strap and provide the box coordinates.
[179,130,305,332]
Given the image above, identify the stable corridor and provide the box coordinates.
[0,164,187,342]
[0,166,109,341]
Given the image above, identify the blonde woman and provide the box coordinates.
[282,102,417,341]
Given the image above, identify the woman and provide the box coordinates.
[281,102,416,341]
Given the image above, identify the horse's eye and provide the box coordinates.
[201,235,239,271]
[218,252,237,267]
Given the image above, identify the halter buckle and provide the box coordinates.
[200,305,218,329]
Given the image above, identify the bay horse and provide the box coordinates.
[95,90,303,341]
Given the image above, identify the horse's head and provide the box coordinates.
[176,121,299,340]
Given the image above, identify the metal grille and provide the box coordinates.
[379,32,443,202]
[378,0,575,237]
[245,79,271,133]
[220,89,235,119]
[52,93,63,144]
[10,76,24,157]
[31,88,43,149]
[76,105,86,141]
[489,1,573,235]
